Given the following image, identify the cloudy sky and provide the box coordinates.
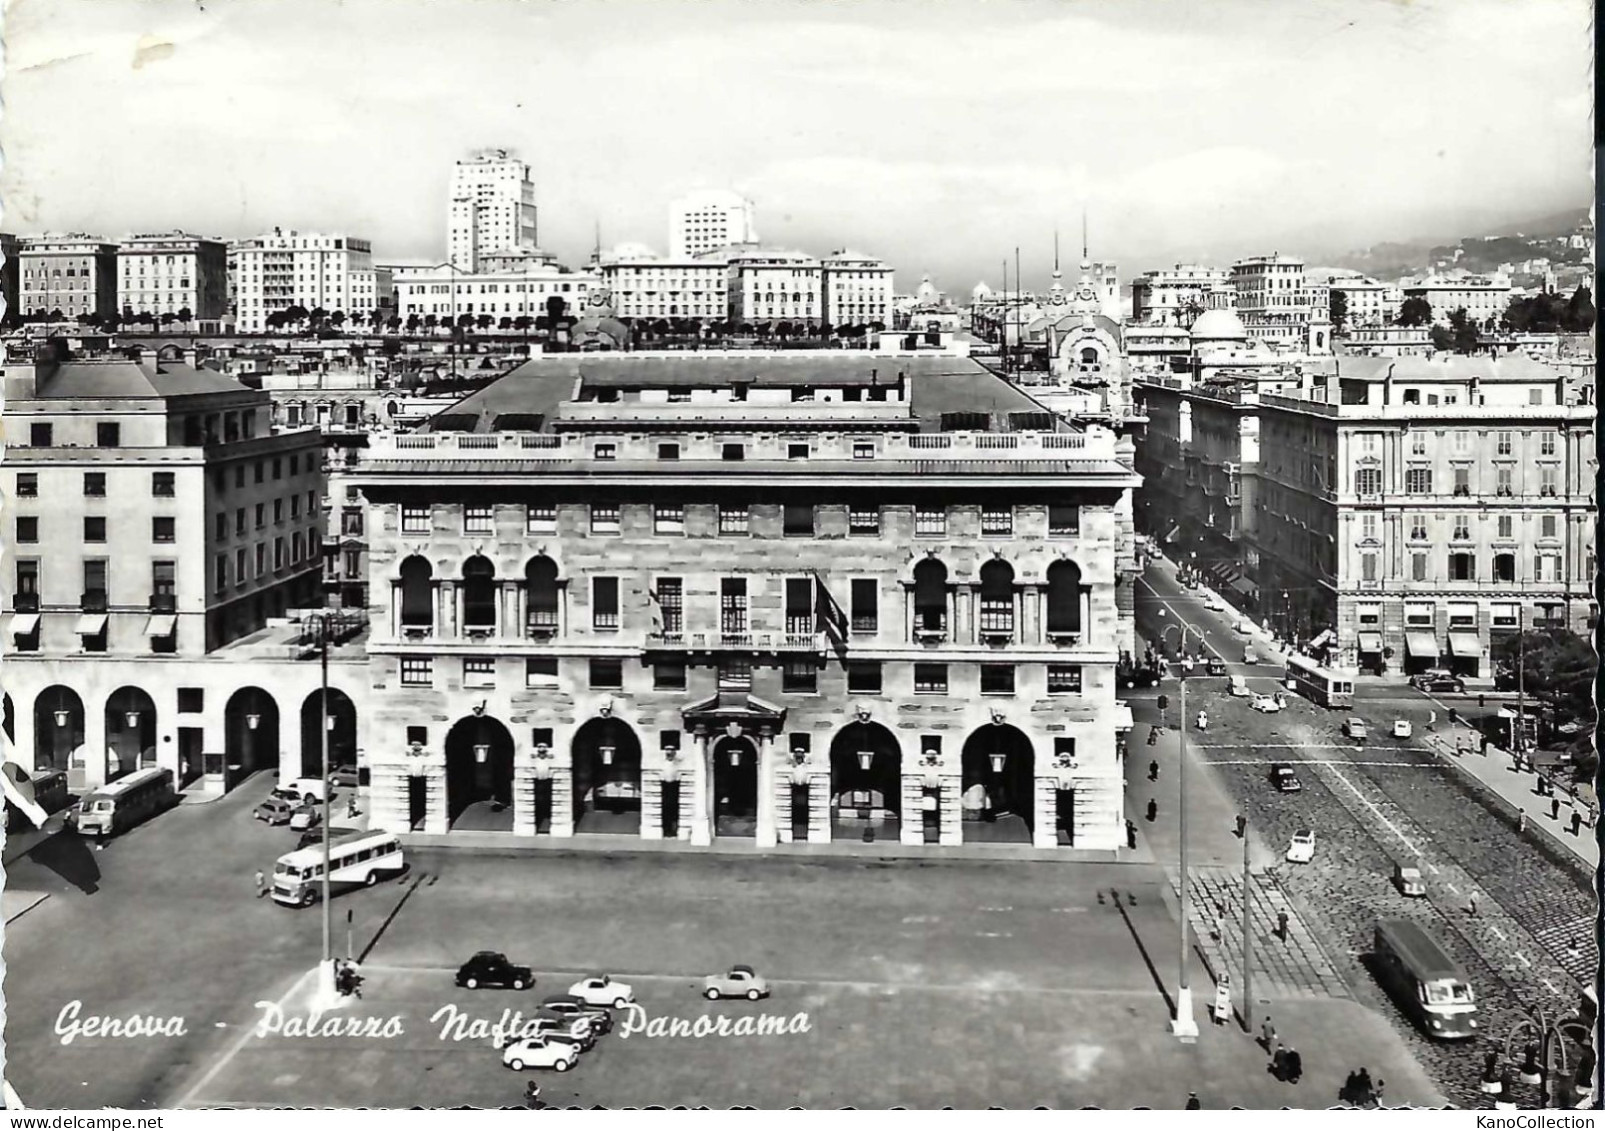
[1,0,1592,293]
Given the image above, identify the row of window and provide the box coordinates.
[214,494,315,541]
[398,654,1086,696]
[404,503,1083,539]
[1356,429,1565,458]
[1360,551,1571,584]
[15,470,173,498]
[1358,466,1566,496]
[1357,512,1569,542]
[210,532,314,591]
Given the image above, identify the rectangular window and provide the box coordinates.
[1452,516,1470,541]
[463,658,496,688]
[1497,515,1514,539]
[1409,432,1427,456]
[272,457,283,481]
[718,657,752,690]
[980,664,1016,695]
[981,506,1013,536]
[28,423,51,447]
[1047,665,1083,693]
[15,516,37,543]
[654,577,683,636]
[913,663,948,694]
[236,547,248,582]
[850,578,878,633]
[592,577,619,629]
[1360,552,1377,582]
[588,658,624,690]
[342,509,363,536]
[1453,430,1470,452]
[401,504,429,533]
[852,441,875,460]
[1540,515,1557,539]
[784,577,815,636]
[718,506,750,535]
[525,657,559,688]
[593,443,616,460]
[400,656,433,686]
[83,472,106,497]
[96,422,120,448]
[274,499,284,524]
[152,516,176,543]
[1448,552,1475,581]
[591,504,621,533]
[915,506,946,536]
[1409,513,1427,541]
[527,504,556,534]
[1453,467,1470,496]
[1496,468,1513,495]
[1360,513,1378,541]
[846,661,882,694]
[782,660,817,693]
[1539,431,1557,456]
[214,554,228,592]
[255,503,266,529]
[849,507,880,536]
[1048,505,1080,537]
[654,504,684,534]
[653,660,687,690]
[464,505,494,534]
[1495,431,1512,456]
[720,578,748,636]
[787,442,810,460]
[1491,603,1518,628]
[177,687,203,713]
[16,473,37,497]
[1405,468,1432,494]
[1540,466,1558,495]
[657,442,681,460]
[721,443,746,462]
[783,504,814,537]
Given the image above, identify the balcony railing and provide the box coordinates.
[978,606,1015,640]
[149,593,177,614]
[81,590,108,614]
[527,608,560,634]
[13,592,39,614]
[645,630,825,652]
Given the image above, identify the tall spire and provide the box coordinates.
[1081,208,1089,265]
[1054,229,1061,274]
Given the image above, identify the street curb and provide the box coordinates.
[3,890,50,925]
[1426,747,1595,881]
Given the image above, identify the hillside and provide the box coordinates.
[1333,206,1591,279]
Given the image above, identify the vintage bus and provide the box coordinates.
[271,832,406,908]
[4,768,71,832]
[74,768,177,839]
[1372,919,1479,1040]
[1284,655,1355,709]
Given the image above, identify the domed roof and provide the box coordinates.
[916,274,939,301]
[1190,309,1248,341]
[972,281,993,299]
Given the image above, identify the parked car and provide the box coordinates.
[1202,593,1224,612]
[1243,647,1260,665]
[456,951,533,991]
[328,766,361,788]
[1228,675,1251,698]
[1234,619,1253,635]
[1206,656,1227,676]
[1286,829,1316,864]
[1410,672,1466,694]
[1269,764,1302,793]
[265,787,304,806]
[1342,718,1369,742]
[254,797,297,825]
[1392,720,1413,740]
[567,974,634,1009]
[1393,861,1427,897]
[501,1036,577,1073]
[540,994,613,1034]
[289,802,321,831]
[1250,694,1283,714]
[704,964,770,1001]
[296,826,356,850]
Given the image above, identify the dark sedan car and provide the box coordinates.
[457,951,534,991]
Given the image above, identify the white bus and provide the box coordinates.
[271,831,405,907]
[1284,655,1355,709]
[74,768,176,839]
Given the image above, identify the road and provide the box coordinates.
[5,773,1441,1110]
[1132,558,1596,1108]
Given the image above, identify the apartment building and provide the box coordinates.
[117,232,230,327]
[821,249,895,327]
[1130,264,1232,327]
[1,342,330,792]
[669,190,757,261]
[1230,254,1331,352]
[725,248,823,327]
[448,149,538,273]
[1401,274,1514,330]
[348,354,1139,851]
[392,263,597,324]
[18,234,118,320]
[599,256,730,321]
[232,229,380,333]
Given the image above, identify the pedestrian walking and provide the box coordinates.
[1551,797,1562,820]
[1468,893,1478,917]
[254,870,267,898]
[1146,798,1158,822]
[1518,810,1528,834]
[1125,820,1138,850]
[1272,1044,1288,1081]
[1285,1048,1303,1084]
[525,1080,542,1110]
[1276,910,1289,940]
[1571,810,1583,836]
[1235,814,1247,839]
[1149,759,1160,782]
[1184,1092,1201,1110]
[1374,1078,1386,1107]
[1260,1016,1277,1052]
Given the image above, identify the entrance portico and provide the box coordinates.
[680,692,786,848]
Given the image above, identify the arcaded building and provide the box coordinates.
[350,353,1139,851]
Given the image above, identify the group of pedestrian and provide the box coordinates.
[1339,1067,1384,1108]
[1258,1016,1303,1085]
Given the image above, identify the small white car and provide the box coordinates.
[1234,619,1252,635]
[704,964,770,1001]
[288,803,320,832]
[1342,718,1369,742]
[501,1036,577,1073]
[1250,695,1283,714]
[1286,829,1316,864]
[567,974,634,1009]
[1202,594,1223,612]
[1392,720,1413,740]
[1243,648,1260,665]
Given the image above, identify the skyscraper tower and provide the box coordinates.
[447,149,538,272]
[668,190,757,260]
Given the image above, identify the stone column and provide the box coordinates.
[807,771,831,843]
[549,763,574,837]
[423,763,449,834]
[515,585,528,639]
[954,586,970,644]
[776,768,798,843]
[390,581,400,637]
[501,581,518,638]
[1033,775,1059,849]
[904,587,915,644]
[368,763,410,833]
[81,706,108,790]
[939,773,962,846]
[640,769,663,840]
[14,701,36,776]
[900,770,924,845]
[755,731,778,847]
[689,732,713,846]
[512,761,539,837]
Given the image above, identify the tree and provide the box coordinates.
[1428,324,1453,352]
[387,315,402,334]
[477,313,494,332]
[498,316,513,332]
[1396,296,1433,327]
[405,313,421,335]
[158,312,177,329]
[423,314,438,335]
[265,310,287,331]
[1329,289,1349,335]
[330,310,346,331]
[1563,285,1595,332]
[1445,307,1480,354]
[100,313,121,334]
[1491,629,1594,720]
[514,315,533,337]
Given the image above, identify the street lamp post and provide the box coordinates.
[1502,1005,1593,1108]
[1171,619,1207,1039]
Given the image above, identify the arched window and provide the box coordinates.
[399,556,433,628]
[913,559,948,635]
[1046,560,1083,637]
[978,560,1015,637]
[1080,346,1099,366]
[462,556,497,630]
[526,556,559,632]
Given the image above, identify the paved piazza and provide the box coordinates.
[5,776,1440,1110]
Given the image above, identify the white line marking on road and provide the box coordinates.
[1320,764,1421,857]
[1195,744,1370,751]
[1515,952,1532,969]
[174,965,317,1108]
[1490,926,1506,942]
[1448,883,1460,894]
[1543,977,1559,994]
[1425,862,1440,875]
[1201,759,1428,768]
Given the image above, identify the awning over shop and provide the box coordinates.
[1403,630,1439,658]
[1229,578,1258,598]
[1357,632,1384,654]
[1112,703,1135,732]
[1310,628,1334,649]
[9,613,39,636]
[1447,631,1482,657]
[74,614,107,636]
[144,615,177,638]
